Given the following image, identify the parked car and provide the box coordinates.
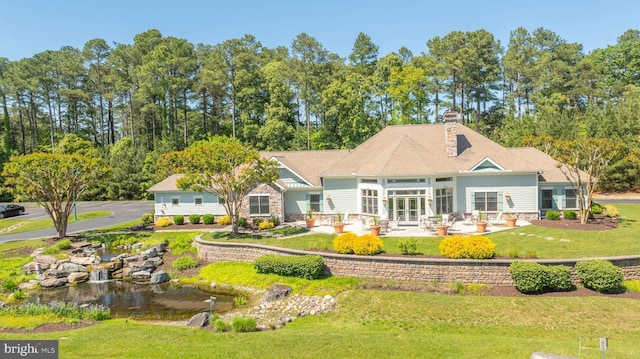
[0,204,25,218]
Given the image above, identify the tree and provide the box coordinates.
[2,153,109,238]
[553,138,620,224]
[166,136,278,235]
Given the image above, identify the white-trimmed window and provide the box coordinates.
[309,193,321,212]
[436,187,453,214]
[565,188,577,208]
[194,196,203,205]
[249,195,270,215]
[361,189,378,214]
[542,189,553,209]
[171,197,179,206]
[474,191,498,211]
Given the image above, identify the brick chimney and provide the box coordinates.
[443,111,459,157]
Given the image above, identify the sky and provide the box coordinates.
[1,0,639,61]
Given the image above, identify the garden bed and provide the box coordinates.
[530,215,617,231]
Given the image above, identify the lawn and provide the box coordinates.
[1,290,639,358]
[200,204,640,259]
[2,205,640,358]
[0,211,112,235]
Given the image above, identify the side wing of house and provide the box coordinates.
[153,191,226,219]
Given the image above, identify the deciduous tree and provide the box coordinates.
[2,153,109,238]
[166,136,278,235]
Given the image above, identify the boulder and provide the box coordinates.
[123,255,143,264]
[141,247,157,258]
[22,261,50,274]
[150,270,170,284]
[150,242,168,254]
[34,254,58,265]
[43,269,70,279]
[132,270,151,279]
[58,262,88,273]
[70,241,92,249]
[40,277,68,288]
[148,257,163,267]
[262,284,293,303]
[18,280,38,290]
[187,312,210,327]
[68,272,90,283]
[70,255,99,266]
[128,260,156,272]
[30,248,45,257]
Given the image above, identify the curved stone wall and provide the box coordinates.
[195,238,640,286]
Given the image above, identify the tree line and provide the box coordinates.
[1,27,640,201]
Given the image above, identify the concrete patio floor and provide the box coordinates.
[299,219,531,237]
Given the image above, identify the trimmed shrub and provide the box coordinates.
[398,238,418,255]
[218,215,231,225]
[142,213,154,226]
[237,217,248,227]
[173,215,185,225]
[545,210,560,220]
[173,256,198,271]
[189,214,201,224]
[252,218,262,226]
[231,316,257,332]
[563,210,577,220]
[268,216,280,226]
[439,235,496,259]
[258,221,274,230]
[590,202,604,214]
[254,254,325,280]
[575,260,624,293]
[352,234,384,255]
[156,217,172,227]
[509,261,547,293]
[168,236,195,255]
[203,214,215,225]
[509,261,573,293]
[546,265,573,291]
[333,232,357,254]
[603,204,619,218]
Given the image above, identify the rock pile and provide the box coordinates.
[20,241,170,289]
[219,284,336,330]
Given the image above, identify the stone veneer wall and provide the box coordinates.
[195,238,640,286]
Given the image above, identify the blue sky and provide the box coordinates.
[2,0,639,61]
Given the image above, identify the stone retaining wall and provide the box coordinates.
[195,238,640,286]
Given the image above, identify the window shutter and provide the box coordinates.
[305,193,310,211]
[498,192,503,211]
[470,192,475,211]
[319,194,324,212]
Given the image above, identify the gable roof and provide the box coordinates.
[147,174,185,192]
[319,123,550,177]
[261,149,349,187]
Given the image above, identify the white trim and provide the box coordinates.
[270,157,314,187]
[468,156,508,172]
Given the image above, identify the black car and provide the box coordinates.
[0,204,25,218]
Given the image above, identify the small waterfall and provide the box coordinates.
[89,264,111,282]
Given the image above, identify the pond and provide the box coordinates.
[28,280,235,321]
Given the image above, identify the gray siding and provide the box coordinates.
[457,174,538,213]
[284,190,309,216]
[154,192,225,218]
[324,178,359,214]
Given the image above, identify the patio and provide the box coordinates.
[302,218,531,237]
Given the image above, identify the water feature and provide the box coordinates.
[29,281,235,320]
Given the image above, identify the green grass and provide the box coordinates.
[201,204,640,259]
[1,291,639,358]
[0,211,112,235]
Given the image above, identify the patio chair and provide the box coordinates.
[361,216,369,230]
[343,212,350,225]
[490,212,504,225]
[389,218,399,231]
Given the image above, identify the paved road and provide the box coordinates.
[0,201,153,243]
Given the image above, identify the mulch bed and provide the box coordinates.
[529,215,618,231]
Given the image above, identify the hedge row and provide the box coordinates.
[509,261,573,293]
[253,254,325,280]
